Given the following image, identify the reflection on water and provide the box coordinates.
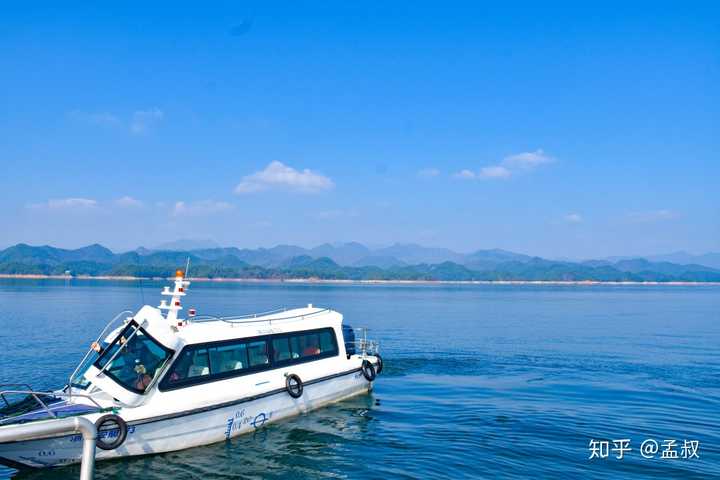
[1,281,719,479]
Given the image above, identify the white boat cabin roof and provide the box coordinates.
[154,305,342,347]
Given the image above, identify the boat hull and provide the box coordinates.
[0,368,370,469]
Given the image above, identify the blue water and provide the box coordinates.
[0,280,719,479]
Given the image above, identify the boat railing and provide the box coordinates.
[190,307,331,324]
[346,327,380,357]
[188,306,287,323]
[0,389,104,426]
[67,310,134,397]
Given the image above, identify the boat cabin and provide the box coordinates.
[75,272,359,408]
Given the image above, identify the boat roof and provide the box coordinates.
[171,306,342,345]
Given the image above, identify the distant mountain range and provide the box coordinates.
[141,241,533,270]
[1,242,719,282]
[603,251,720,270]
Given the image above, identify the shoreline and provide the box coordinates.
[0,274,718,286]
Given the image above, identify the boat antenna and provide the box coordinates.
[185,256,191,279]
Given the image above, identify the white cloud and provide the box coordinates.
[234,161,334,194]
[28,198,99,211]
[564,213,583,223]
[454,169,477,180]
[455,149,555,181]
[172,200,234,217]
[479,166,512,179]
[502,149,555,170]
[417,168,440,178]
[454,166,511,180]
[626,209,678,223]
[130,108,164,134]
[115,196,143,208]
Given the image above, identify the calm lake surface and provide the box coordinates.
[0,280,719,479]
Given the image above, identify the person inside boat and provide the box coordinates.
[167,349,205,382]
[167,355,189,382]
[117,336,155,390]
[96,328,172,393]
[301,334,321,356]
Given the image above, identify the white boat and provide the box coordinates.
[0,270,382,470]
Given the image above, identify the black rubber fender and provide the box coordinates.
[286,373,304,398]
[375,354,383,374]
[361,360,377,382]
[95,414,128,450]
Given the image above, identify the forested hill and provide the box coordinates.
[1,243,719,282]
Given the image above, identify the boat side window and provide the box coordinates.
[210,343,249,374]
[187,349,210,378]
[163,340,267,388]
[289,336,302,358]
[272,337,293,362]
[272,328,339,366]
[319,330,335,353]
[160,328,338,390]
[167,349,195,383]
[166,348,207,383]
[342,324,356,355]
[247,340,269,367]
[299,333,321,357]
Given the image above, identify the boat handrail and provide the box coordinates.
[345,327,380,357]
[223,306,290,319]
[0,389,104,425]
[189,306,288,322]
[68,310,134,397]
[191,307,331,324]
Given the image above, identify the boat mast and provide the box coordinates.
[158,269,190,325]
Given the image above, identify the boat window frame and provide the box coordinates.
[158,327,339,391]
[92,320,175,395]
[270,328,338,368]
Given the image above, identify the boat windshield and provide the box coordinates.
[94,322,173,394]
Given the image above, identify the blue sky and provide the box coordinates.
[1,2,718,258]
